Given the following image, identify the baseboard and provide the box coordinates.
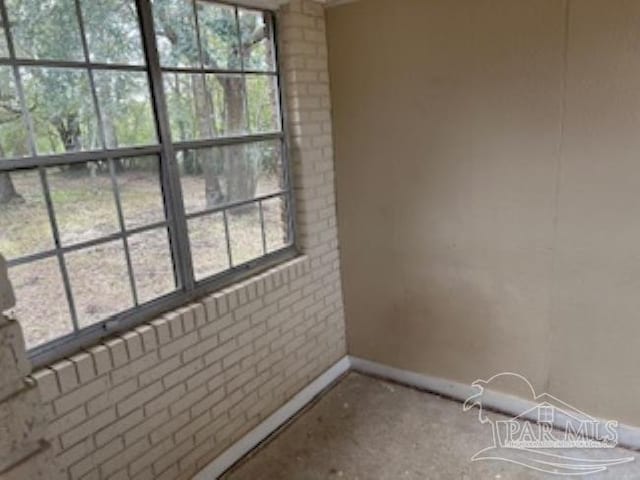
[194,354,640,479]
[349,356,640,451]
[193,356,351,480]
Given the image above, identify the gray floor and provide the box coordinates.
[224,373,640,480]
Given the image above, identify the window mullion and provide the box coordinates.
[136,0,196,292]
[39,168,81,333]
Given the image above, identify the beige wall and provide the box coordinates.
[328,0,640,427]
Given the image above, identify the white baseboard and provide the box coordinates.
[193,356,351,480]
[349,356,640,451]
[194,354,640,479]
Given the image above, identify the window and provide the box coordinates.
[0,0,294,364]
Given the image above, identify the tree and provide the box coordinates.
[154,0,275,212]
[9,0,147,161]
[0,172,22,204]
[0,68,26,204]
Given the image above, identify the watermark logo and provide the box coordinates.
[463,372,634,476]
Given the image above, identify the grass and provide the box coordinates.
[0,169,289,349]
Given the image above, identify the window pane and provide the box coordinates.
[196,1,240,70]
[179,140,282,214]
[9,258,74,349]
[0,67,29,159]
[164,72,201,142]
[246,75,280,133]
[188,213,229,281]
[254,140,285,196]
[152,0,199,68]
[66,240,134,327]
[227,203,263,266]
[263,195,291,253]
[165,73,248,142]
[239,9,274,72]
[47,163,120,245]
[116,156,166,229]
[0,169,54,259]
[80,0,145,65]
[22,67,99,155]
[7,0,84,61]
[129,228,175,304]
[0,20,8,58]
[206,73,247,136]
[94,70,157,148]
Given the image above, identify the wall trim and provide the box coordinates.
[349,356,640,451]
[195,355,640,479]
[193,356,351,480]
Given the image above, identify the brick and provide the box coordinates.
[117,381,163,417]
[51,360,79,393]
[105,338,129,369]
[135,325,158,353]
[150,318,171,345]
[222,344,253,369]
[110,351,158,386]
[100,437,150,478]
[174,410,210,444]
[163,358,203,389]
[95,408,144,447]
[199,313,233,340]
[31,368,60,403]
[193,303,206,328]
[124,409,169,446]
[48,404,87,438]
[219,318,250,343]
[87,378,137,416]
[54,376,109,415]
[180,306,196,332]
[165,311,184,339]
[61,407,116,449]
[152,437,193,475]
[203,339,237,366]
[169,384,207,417]
[191,385,225,418]
[129,437,172,475]
[185,361,222,392]
[121,331,143,360]
[139,355,181,387]
[159,331,198,360]
[144,383,185,417]
[88,345,112,376]
[149,410,189,445]
[70,353,96,384]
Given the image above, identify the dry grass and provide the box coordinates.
[0,169,288,349]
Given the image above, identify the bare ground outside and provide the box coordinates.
[0,169,289,349]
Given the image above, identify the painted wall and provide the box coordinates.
[328,0,640,426]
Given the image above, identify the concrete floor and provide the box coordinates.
[224,373,640,480]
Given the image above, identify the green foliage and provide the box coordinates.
[0,67,29,158]
[1,0,280,205]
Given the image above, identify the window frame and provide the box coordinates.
[0,0,297,368]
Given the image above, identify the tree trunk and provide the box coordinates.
[0,142,22,204]
[193,76,224,207]
[54,114,87,175]
[219,76,257,215]
[0,172,22,204]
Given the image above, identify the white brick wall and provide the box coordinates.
[28,2,347,479]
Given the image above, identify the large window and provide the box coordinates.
[0,0,293,364]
